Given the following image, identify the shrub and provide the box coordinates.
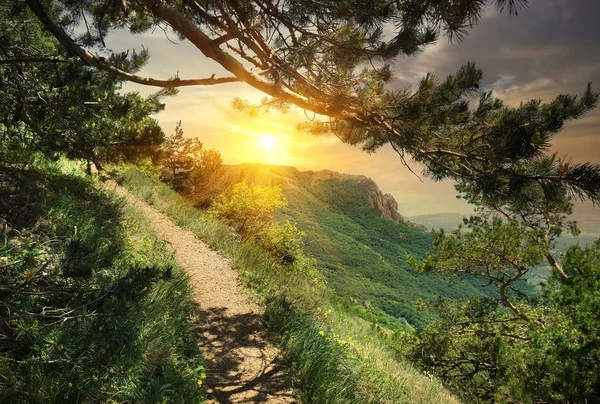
[208,182,286,241]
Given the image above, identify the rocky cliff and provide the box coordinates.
[357,177,427,230]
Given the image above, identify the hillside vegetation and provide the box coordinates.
[215,164,494,329]
[0,158,205,402]
[113,165,460,404]
[5,1,600,401]
[143,160,599,403]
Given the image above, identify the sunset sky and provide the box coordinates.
[108,0,600,216]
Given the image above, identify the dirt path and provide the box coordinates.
[108,183,296,404]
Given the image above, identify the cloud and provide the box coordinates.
[99,0,600,215]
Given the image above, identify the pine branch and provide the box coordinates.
[0,57,68,65]
[25,0,240,88]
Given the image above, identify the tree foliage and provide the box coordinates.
[529,242,600,403]
[403,83,600,400]
[416,214,544,324]
[408,147,600,402]
[208,182,287,241]
[412,240,600,403]
[22,0,600,208]
[160,121,223,202]
[0,1,170,167]
[162,121,203,177]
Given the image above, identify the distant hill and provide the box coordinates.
[405,212,471,232]
[408,210,600,250]
[567,205,600,248]
[217,164,495,330]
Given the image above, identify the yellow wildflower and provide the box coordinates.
[318,330,325,337]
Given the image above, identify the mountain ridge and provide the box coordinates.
[222,163,426,230]
[217,163,492,329]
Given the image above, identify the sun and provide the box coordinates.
[258,134,279,151]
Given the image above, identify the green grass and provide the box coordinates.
[212,164,495,330]
[111,164,460,404]
[0,158,205,403]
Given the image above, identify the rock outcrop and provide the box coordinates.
[358,177,427,231]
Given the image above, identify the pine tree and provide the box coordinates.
[408,141,600,400]
[0,1,171,167]
[23,0,600,204]
[162,121,203,177]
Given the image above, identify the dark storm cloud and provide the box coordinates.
[391,0,600,98]
[388,0,600,167]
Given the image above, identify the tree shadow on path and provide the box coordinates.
[193,306,296,403]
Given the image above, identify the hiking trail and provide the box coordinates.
[108,182,296,404]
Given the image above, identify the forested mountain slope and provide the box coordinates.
[217,164,493,329]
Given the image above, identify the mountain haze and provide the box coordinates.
[408,210,600,251]
[218,164,492,329]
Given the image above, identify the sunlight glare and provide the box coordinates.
[259,134,279,151]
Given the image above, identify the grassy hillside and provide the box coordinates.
[216,164,491,330]
[112,164,460,404]
[0,158,205,403]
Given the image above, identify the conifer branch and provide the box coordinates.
[25,0,240,88]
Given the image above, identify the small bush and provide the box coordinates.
[208,182,286,241]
